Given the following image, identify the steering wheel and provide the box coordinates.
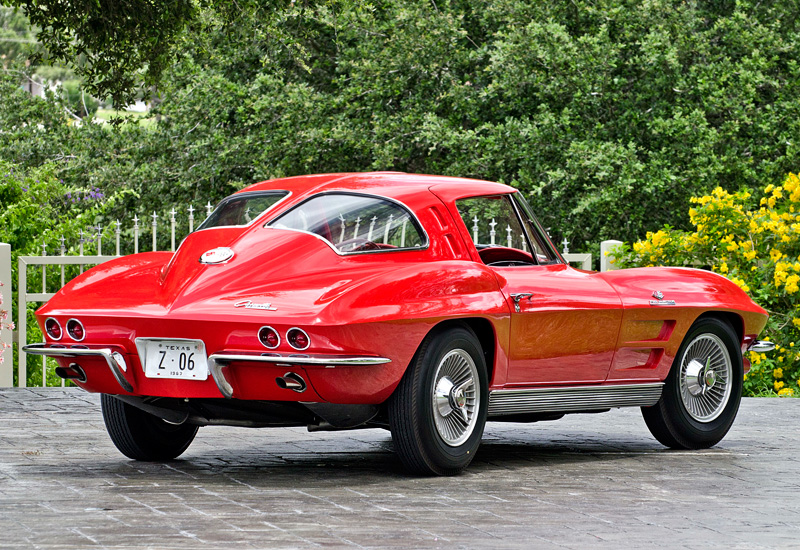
[339,237,381,252]
[478,246,535,266]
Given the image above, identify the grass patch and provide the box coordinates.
[93,108,155,127]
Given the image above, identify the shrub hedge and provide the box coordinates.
[612,173,800,397]
[2,0,800,252]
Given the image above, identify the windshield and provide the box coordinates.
[197,191,289,230]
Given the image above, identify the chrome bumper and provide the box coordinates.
[208,353,391,399]
[22,344,390,399]
[749,340,776,353]
[22,343,133,393]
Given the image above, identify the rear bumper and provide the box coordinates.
[23,343,392,401]
[23,344,132,393]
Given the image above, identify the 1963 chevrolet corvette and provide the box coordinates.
[25,172,774,475]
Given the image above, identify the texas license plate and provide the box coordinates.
[140,339,208,380]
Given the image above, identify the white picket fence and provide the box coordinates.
[0,207,622,387]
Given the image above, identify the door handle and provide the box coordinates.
[510,293,534,313]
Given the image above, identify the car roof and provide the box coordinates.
[239,172,516,203]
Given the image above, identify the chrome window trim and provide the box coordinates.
[454,192,561,266]
[194,190,293,232]
[505,194,543,266]
[511,191,563,264]
[266,191,430,256]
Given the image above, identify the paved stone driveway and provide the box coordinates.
[1,389,798,549]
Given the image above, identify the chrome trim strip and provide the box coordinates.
[206,352,392,399]
[488,382,664,417]
[22,343,133,393]
[749,340,776,353]
[210,352,391,367]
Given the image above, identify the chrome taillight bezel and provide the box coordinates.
[258,326,281,349]
[66,318,86,342]
[44,317,63,341]
[287,327,310,351]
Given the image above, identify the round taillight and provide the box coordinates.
[66,319,85,341]
[45,318,62,340]
[258,326,280,349]
[287,328,310,350]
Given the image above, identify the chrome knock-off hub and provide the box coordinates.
[432,349,480,446]
[679,334,733,422]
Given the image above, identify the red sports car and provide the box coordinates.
[25,172,773,475]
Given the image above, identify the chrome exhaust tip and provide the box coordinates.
[276,372,307,393]
[55,363,87,383]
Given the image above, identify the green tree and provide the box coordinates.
[3,0,800,252]
[0,6,35,62]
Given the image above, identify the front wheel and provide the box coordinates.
[101,394,198,460]
[388,326,488,475]
[642,318,743,449]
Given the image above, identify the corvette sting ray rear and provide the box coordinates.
[25,172,773,475]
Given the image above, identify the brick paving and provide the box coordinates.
[0,388,798,549]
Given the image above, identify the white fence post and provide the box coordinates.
[17,255,26,387]
[0,243,12,387]
[562,253,592,271]
[601,240,623,272]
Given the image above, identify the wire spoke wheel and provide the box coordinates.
[641,318,743,450]
[388,326,488,475]
[432,349,480,446]
[678,334,733,422]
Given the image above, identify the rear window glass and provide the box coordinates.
[197,191,289,230]
[269,193,426,254]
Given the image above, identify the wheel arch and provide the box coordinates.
[695,311,744,346]
[424,318,497,383]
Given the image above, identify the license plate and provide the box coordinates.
[140,339,208,380]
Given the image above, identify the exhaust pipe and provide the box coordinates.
[276,372,306,393]
[55,363,87,383]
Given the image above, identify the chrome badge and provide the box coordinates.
[199,247,234,264]
[649,290,676,306]
[234,300,277,311]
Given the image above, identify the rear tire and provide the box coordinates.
[101,394,198,460]
[642,318,742,449]
[388,326,488,475]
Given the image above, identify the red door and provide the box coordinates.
[494,263,623,386]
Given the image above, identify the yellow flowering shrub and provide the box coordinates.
[614,173,800,397]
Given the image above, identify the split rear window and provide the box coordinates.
[197,191,289,230]
[269,193,426,254]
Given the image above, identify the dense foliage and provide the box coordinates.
[0,158,126,386]
[2,0,800,252]
[3,0,196,106]
[612,173,800,397]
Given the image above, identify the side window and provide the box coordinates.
[512,193,559,264]
[455,194,557,266]
[269,193,426,254]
